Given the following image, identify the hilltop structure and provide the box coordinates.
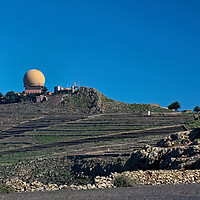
[23,69,45,94]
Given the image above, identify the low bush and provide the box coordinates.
[0,183,14,194]
[113,175,138,187]
[187,118,200,129]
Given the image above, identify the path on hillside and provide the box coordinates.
[0,125,186,156]
[0,184,200,200]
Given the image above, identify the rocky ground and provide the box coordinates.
[125,128,200,171]
[0,128,199,193]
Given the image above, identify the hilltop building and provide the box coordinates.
[182,110,192,113]
[54,85,79,94]
[54,86,64,93]
[23,69,45,94]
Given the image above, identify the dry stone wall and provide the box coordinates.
[4,169,200,192]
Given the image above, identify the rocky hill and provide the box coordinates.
[0,87,169,117]
[58,87,168,114]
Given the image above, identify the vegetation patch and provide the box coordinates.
[0,183,14,194]
[113,174,138,187]
[129,103,169,112]
[186,118,200,129]
[0,151,50,165]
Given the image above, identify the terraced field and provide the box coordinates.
[0,111,194,165]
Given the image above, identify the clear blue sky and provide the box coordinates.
[0,0,199,110]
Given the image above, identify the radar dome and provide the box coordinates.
[23,69,45,87]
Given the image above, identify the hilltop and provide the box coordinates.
[48,86,168,114]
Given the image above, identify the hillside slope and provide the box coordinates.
[60,87,168,114]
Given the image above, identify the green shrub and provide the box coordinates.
[113,175,138,187]
[186,119,200,129]
[0,183,14,194]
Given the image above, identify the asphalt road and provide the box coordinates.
[0,184,200,200]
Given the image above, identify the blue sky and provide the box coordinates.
[0,0,199,110]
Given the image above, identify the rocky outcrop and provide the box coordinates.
[125,129,200,170]
[61,87,103,114]
[157,128,200,147]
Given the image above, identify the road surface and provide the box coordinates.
[0,184,200,200]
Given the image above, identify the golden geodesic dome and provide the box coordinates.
[23,69,45,86]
